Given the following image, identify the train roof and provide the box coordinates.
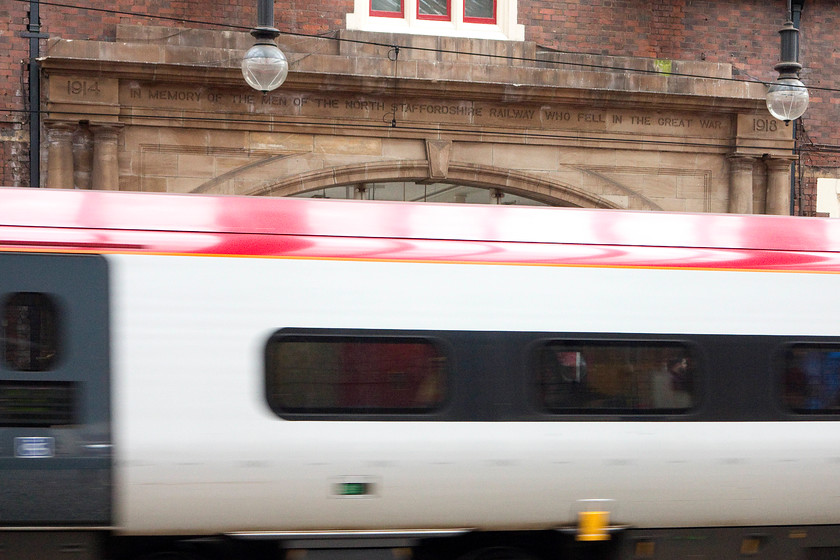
[1,187,839,253]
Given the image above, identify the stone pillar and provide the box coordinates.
[728,155,757,214]
[45,122,76,189]
[72,126,94,190]
[90,123,123,191]
[765,157,794,216]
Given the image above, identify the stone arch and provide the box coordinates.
[235,159,626,209]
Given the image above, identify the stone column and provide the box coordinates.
[765,157,794,216]
[45,122,76,189]
[727,155,757,215]
[90,123,123,191]
[72,126,94,190]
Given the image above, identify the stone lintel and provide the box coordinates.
[92,82,743,153]
[763,154,798,165]
[39,62,769,116]
[44,73,121,123]
[110,25,732,84]
[536,50,734,80]
[40,30,768,113]
[734,113,795,157]
[43,104,121,124]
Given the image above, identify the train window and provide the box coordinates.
[266,334,447,414]
[2,293,59,372]
[783,346,840,413]
[535,340,697,413]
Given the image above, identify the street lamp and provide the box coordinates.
[766,4,808,122]
[242,0,288,92]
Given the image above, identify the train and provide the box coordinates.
[1,186,840,560]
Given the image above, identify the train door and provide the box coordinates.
[0,252,111,526]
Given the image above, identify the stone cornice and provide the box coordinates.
[39,27,769,113]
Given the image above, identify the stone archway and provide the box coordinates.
[231,159,627,209]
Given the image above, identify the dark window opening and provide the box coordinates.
[3,293,59,372]
[535,340,697,413]
[266,334,447,414]
[783,345,840,413]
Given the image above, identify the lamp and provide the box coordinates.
[766,5,808,122]
[242,0,288,92]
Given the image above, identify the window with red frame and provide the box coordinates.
[350,0,520,41]
[464,0,495,23]
[418,0,450,20]
[369,0,496,24]
[371,0,403,17]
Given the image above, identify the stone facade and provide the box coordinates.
[35,24,794,213]
[3,1,839,214]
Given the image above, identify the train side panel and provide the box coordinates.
[109,252,840,534]
[0,252,111,527]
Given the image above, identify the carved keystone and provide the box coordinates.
[426,140,452,180]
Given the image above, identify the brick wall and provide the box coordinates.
[522,0,779,79]
[2,0,838,215]
[31,0,349,41]
[1,2,29,188]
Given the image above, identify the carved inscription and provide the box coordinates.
[751,117,778,132]
[51,76,118,104]
[490,108,534,119]
[735,113,791,142]
[394,103,481,116]
[544,111,571,121]
[67,79,101,97]
[577,112,605,123]
[46,77,791,144]
[116,83,773,138]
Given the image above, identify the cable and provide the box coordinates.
[10,0,840,95]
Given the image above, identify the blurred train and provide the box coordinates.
[2,186,840,560]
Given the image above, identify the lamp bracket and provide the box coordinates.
[251,26,280,41]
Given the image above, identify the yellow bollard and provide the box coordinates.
[577,510,610,541]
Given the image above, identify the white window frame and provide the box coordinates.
[817,178,840,217]
[347,0,524,41]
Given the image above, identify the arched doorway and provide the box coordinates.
[292,181,550,205]
[238,160,626,209]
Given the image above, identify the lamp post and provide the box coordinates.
[766,1,808,122]
[22,0,49,187]
[242,0,288,92]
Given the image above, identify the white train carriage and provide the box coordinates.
[1,187,840,560]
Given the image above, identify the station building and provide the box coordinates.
[2,0,839,216]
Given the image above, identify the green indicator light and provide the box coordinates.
[338,482,370,496]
